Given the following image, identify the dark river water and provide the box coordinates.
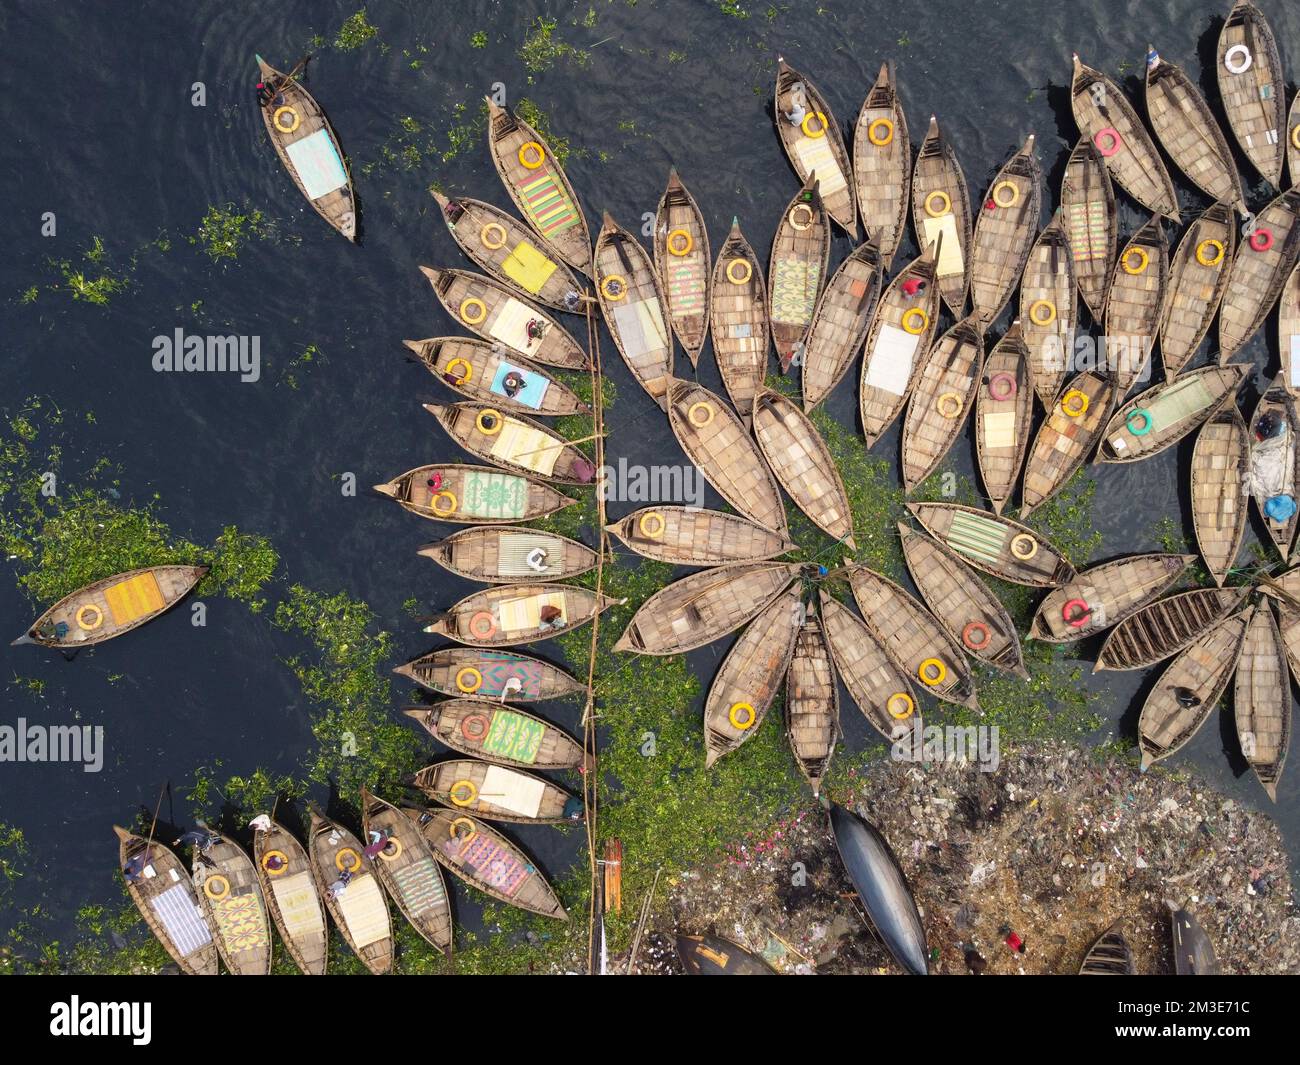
[2,0,1298,953]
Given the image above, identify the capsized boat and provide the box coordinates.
[402,699,585,770]
[1094,586,1249,671]
[654,169,711,366]
[417,525,597,583]
[969,135,1042,326]
[404,336,590,416]
[852,62,911,267]
[1171,905,1220,975]
[360,789,453,954]
[1030,553,1194,642]
[676,933,775,974]
[907,502,1075,588]
[910,115,972,316]
[773,57,856,232]
[606,507,794,566]
[422,402,596,485]
[373,463,576,525]
[768,174,830,372]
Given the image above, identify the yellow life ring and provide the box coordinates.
[475,408,504,436]
[430,490,458,516]
[480,222,508,250]
[203,874,230,901]
[460,297,488,325]
[454,666,483,693]
[1292,126,1300,152]
[1121,247,1149,275]
[1196,239,1225,267]
[1009,533,1039,560]
[992,181,1020,209]
[378,837,403,861]
[335,847,362,873]
[801,111,828,139]
[687,401,715,428]
[272,106,300,134]
[449,780,479,807]
[918,658,947,686]
[1060,389,1089,418]
[868,117,895,146]
[76,604,104,631]
[1028,299,1057,326]
[449,816,477,843]
[518,141,545,169]
[924,190,952,218]
[886,692,915,720]
[443,357,472,384]
[936,391,964,419]
[667,229,693,256]
[260,850,289,876]
[600,274,628,301]
[728,702,757,730]
[901,308,929,335]
[788,203,816,231]
[726,258,753,285]
[638,511,666,539]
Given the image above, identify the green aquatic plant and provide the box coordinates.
[52,237,128,305]
[334,9,379,51]
[191,204,267,262]
[470,30,488,48]
[519,17,591,75]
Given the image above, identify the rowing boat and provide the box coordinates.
[424,583,620,646]
[404,337,589,416]
[1020,215,1077,405]
[417,526,597,583]
[1248,374,1300,559]
[15,565,206,649]
[1218,189,1300,360]
[703,588,803,767]
[853,62,911,267]
[975,322,1033,514]
[667,378,788,535]
[1216,1,1286,189]
[595,212,674,408]
[847,563,978,708]
[1191,403,1250,586]
[422,402,596,485]
[306,811,393,975]
[1290,92,1300,189]
[786,604,839,797]
[773,57,856,232]
[654,170,711,366]
[360,789,453,953]
[676,933,775,974]
[373,464,576,525]
[114,826,218,976]
[1159,203,1236,380]
[1105,216,1168,394]
[710,220,770,422]
[1171,905,1220,975]
[485,98,590,274]
[1280,261,1300,398]
[1020,372,1116,516]
[906,502,1076,588]
[606,507,794,565]
[769,174,830,372]
[1060,140,1118,319]
[900,314,983,492]
[752,386,855,547]
[1098,365,1245,463]
[614,561,802,655]
[430,191,582,310]
[1234,602,1290,801]
[860,243,941,447]
[899,524,1027,678]
[1079,923,1136,975]
[395,647,584,702]
[1094,586,1249,670]
[1137,609,1250,770]
[970,136,1042,326]
[402,699,585,769]
[1144,48,1245,211]
[1070,55,1180,221]
[401,806,567,919]
[419,266,588,369]
[413,760,580,824]
[255,56,356,241]
[911,115,972,315]
[801,242,883,411]
[250,815,328,975]
[1030,553,1194,642]
[189,830,271,975]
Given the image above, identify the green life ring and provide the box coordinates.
[1126,408,1153,436]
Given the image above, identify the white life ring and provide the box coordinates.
[1224,44,1252,75]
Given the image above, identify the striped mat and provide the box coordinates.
[337,874,389,949]
[666,257,705,313]
[498,590,566,632]
[460,471,529,520]
[945,510,1009,565]
[497,532,558,576]
[105,571,165,625]
[1143,376,1215,428]
[474,656,545,698]
[1067,201,1107,262]
[771,259,822,324]
[460,834,528,896]
[150,883,212,957]
[519,172,580,237]
[482,709,545,763]
[270,871,325,940]
[490,419,561,476]
[392,854,447,916]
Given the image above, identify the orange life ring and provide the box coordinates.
[962,621,991,650]
[467,612,497,640]
[460,712,491,741]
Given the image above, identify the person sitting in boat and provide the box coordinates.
[443,198,467,225]
[500,370,526,398]
[363,830,392,860]
[538,604,565,630]
[785,83,808,126]
[123,847,153,883]
[525,319,545,346]
[328,868,352,898]
[562,291,582,312]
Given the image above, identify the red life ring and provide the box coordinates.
[1062,598,1091,627]
[460,713,491,742]
[987,372,1018,401]
[1249,228,1274,252]
[1093,128,1122,157]
[962,621,991,650]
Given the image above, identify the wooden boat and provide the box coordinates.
[819,590,921,742]
[1191,403,1250,586]
[1159,204,1236,380]
[752,386,855,547]
[614,561,802,655]
[417,526,597,583]
[1098,365,1245,463]
[484,97,590,274]
[1290,92,1300,189]
[1215,1,1286,189]
[255,56,356,240]
[1095,587,1249,670]
[360,789,454,953]
[1279,261,1300,398]
[414,760,579,824]
[401,806,567,919]
[430,191,582,310]
[1030,553,1194,642]
[677,933,774,975]
[1137,609,1250,770]
[1060,140,1118,319]
[1218,189,1300,360]
[250,815,328,975]
[1105,217,1168,394]
[1234,603,1290,801]
[1020,372,1117,516]
[424,583,620,647]
[404,337,589,417]
[911,115,972,316]
[773,57,856,232]
[969,136,1042,327]
[419,267,587,369]
[703,588,803,767]
[423,402,596,485]
[1070,55,1179,221]
[114,826,218,976]
[1248,375,1300,559]
[402,699,584,769]
[768,175,830,372]
[852,62,911,267]
[899,524,1027,678]
[906,502,1076,588]
[1079,923,1136,975]
[900,315,983,492]
[373,464,576,526]
[15,565,206,649]
[666,378,788,535]
[395,647,585,703]
[1020,215,1077,405]
[859,244,941,446]
[1144,48,1245,211]
[828,804,928,976]
[606,507,793,566]
[306,811,393,975]
[654,170,711,366]
[847,564,978,708]
[1171,905,1220,975]
[710,221,769,422]
[800,241,882,411]
[975,322,1033,514]
[594,212,674,408]
[785,604,839,796]
[189,831,271,976]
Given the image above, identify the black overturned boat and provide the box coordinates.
[676,932,774,974]
[1171,905,1219,974]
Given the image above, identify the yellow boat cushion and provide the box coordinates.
[104,571,166,626]
[490,419,561,476]
[501,240,558,295]
[498,591,566,632]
